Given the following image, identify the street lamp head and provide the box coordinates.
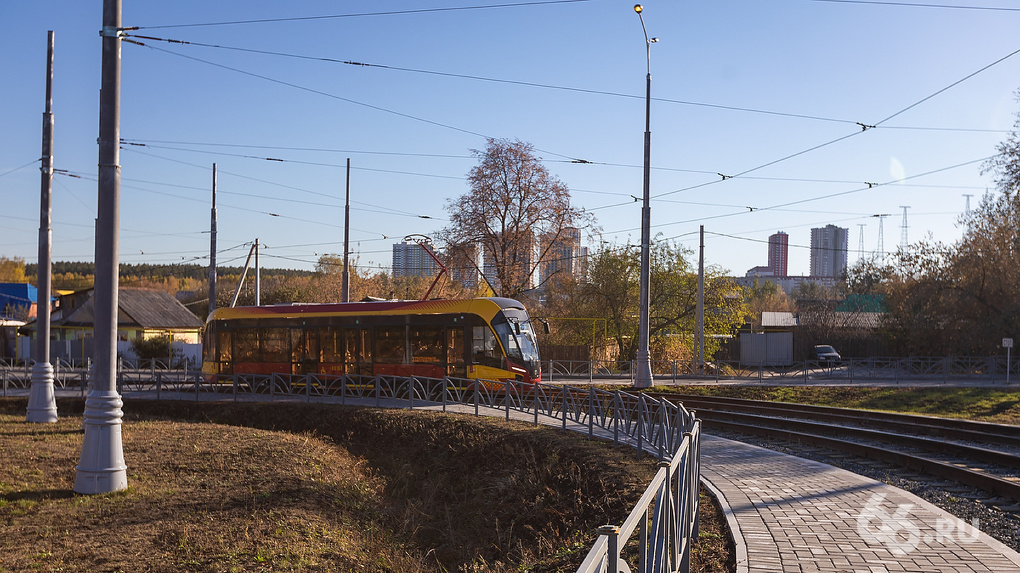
[634,4,642,13]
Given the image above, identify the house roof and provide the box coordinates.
[762,311,799,328]
[55,288,204,330]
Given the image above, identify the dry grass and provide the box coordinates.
[0,398,733,572]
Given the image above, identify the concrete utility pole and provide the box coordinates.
[229,240,258,308]
[254,238,261,306]
[634,4,658,389]
[208,163,217,317]
[696,225,705,375]
[74,0,127,494]
[27,30,58,424]
[342,158,351,303]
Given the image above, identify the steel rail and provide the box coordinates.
[652,393,1020,445]
[693,408,1020,470]
[698,415,1020,502]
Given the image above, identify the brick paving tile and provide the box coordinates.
[701,435,1020,573]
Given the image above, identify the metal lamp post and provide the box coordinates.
[27,30,58,424]
[634,4,657,388]
[74,0,127,494]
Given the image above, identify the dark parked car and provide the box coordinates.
[813,345,841,363]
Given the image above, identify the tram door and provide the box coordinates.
[446,326,466,378]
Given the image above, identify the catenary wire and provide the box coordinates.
[125,1,592,30]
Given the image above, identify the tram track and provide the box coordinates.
[649,393,1020,506]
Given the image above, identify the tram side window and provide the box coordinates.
[291,329,319,363]
[375,326,406,364]
[472,325,503,369]
[235,328,259,362]
[343,328,372,375]
[410,326,444,364]
[262,328,290,363]
[320,327,342,363]
[217,330,232,363]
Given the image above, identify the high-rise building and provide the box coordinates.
[392,240,439,278]
[810,225,848,278]
[482,232,537,294]
[540,227,587,285]
[446,243,480,289]
[767,231,789,278]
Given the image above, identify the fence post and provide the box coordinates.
[597,525,622,573]
[504,382,511,421]
[588,387,594,438]
[474,380,479,417]
[638,504,650,573]
[637,397,644,456]
[533,385,539,426]
[562,387,568,431]
[612,391,620,446]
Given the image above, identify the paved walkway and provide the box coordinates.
[701,435,1020,573]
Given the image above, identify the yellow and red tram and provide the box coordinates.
[201,297,542,384]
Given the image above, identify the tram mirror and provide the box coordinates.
[515,322,521,335]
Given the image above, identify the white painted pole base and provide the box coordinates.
[73,391,128,494]
[26,362,58,423]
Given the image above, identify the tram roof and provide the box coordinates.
[207,297,528,323]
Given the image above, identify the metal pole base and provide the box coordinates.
[634,349,654,389]
[73,391,128,494]
[26,362,58,423]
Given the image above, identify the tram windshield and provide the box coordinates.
[494,308,541,369]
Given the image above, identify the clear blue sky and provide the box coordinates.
[2,0,1018,279]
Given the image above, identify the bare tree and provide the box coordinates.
[440,138,596,300]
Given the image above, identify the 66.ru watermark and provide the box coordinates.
[856,493,980,555]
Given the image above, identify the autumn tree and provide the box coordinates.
[742,280,795,329]
[440,138,596,300]
[0,256,28,283]
[558,240,746,364]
